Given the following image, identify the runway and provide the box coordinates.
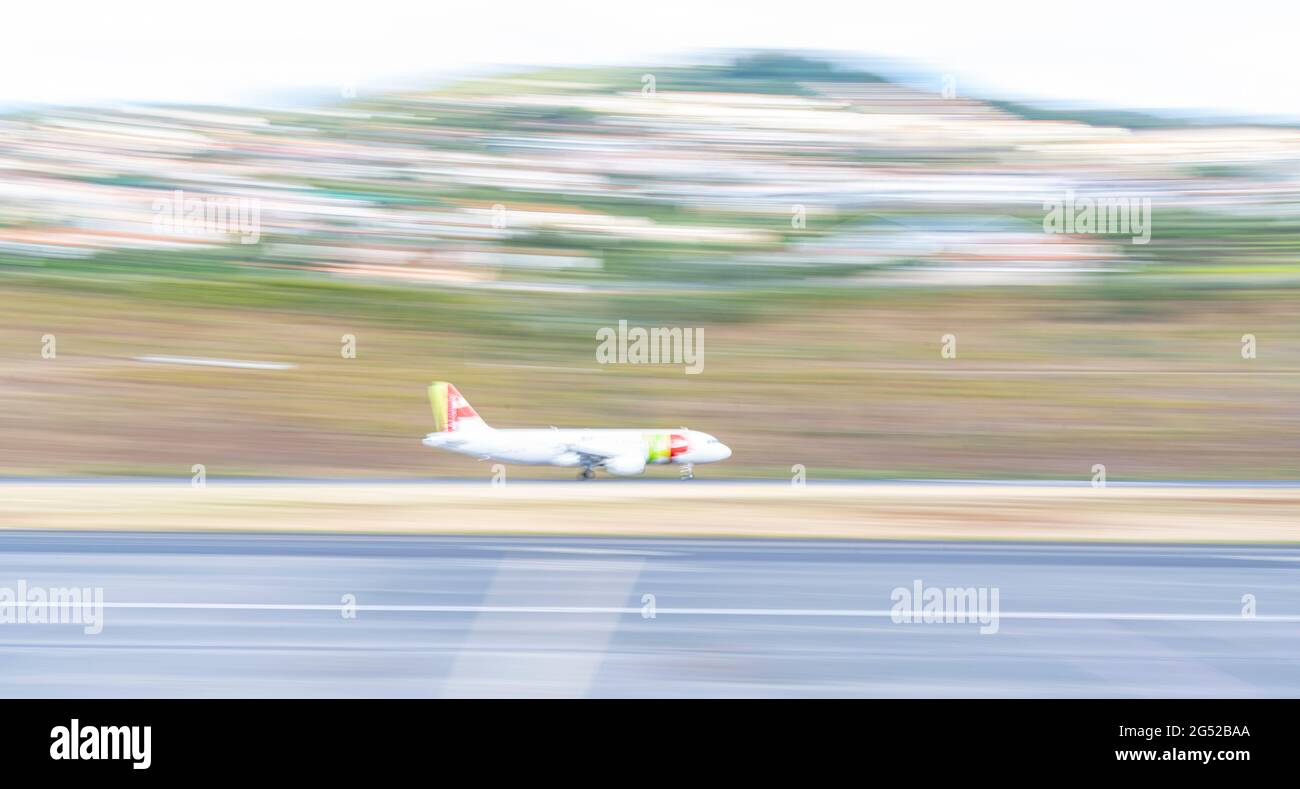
[0,532,1296,697]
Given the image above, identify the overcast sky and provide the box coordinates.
[4,0,1297,117]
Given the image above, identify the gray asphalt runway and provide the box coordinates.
[1,532,1297,697]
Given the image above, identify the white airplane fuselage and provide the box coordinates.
[423,427,732,466]
[420,382,732,478]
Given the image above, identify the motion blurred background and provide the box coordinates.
[2,15,1299,481]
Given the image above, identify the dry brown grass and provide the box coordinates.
[1,483,1296,542]
[3,282,1300,479]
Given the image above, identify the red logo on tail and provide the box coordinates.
[446,384,478,431]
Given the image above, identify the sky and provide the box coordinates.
[3,0,1298,118]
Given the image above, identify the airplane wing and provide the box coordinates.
[565,434,637,460]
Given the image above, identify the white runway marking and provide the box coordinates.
[438,557,644,698]
[133,355,296,370]
[25,602,1300,622]
[481,546,681,557]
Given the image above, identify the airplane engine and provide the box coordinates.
[604,454,647,476]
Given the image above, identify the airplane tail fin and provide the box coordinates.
[428,381,489,433]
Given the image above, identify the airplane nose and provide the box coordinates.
[718,443,732,460]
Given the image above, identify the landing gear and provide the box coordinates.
[578,467,595,480]
[680,463,694,481]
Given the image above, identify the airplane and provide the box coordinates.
[421,381,731,479]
